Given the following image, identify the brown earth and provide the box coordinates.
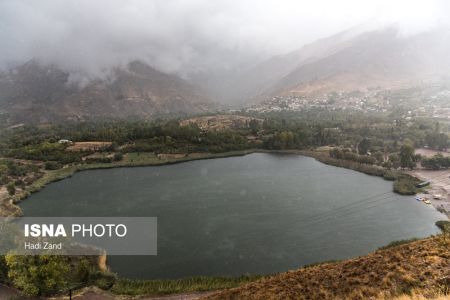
[204,236,450,300]
[67,142,113,152]
[179,115,263,131]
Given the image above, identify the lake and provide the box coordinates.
[20,153,445,279]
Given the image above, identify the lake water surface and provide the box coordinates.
[20,153,445,279]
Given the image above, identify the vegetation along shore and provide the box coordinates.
[0,112,449,298]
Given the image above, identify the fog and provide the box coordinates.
[1,0,449,86]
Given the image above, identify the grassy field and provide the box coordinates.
[110,275,262,296]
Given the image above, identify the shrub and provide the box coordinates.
[5,254,71,296]
[0,175,10,185]
[91,271,117,290]
[45,161,63,170]
[436,220,450,233]
[393,175,419,195]
[6,182,15,196]
[113,153,123,161]
[378,238,419,250]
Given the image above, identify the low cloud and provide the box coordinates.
[1,0,449,83]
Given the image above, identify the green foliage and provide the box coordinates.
[0,164,8,177]
[425,131,449,150]
[6,182,15,196]
[436,220,450,233]
[263,131,302,149]
[422,154,450,170]
[5,254,71,296]
[358,138,371,155]
[7,142,82,164]
[378,238,419,250]
[389,153,401,169]
[85,157,113,164]
[382,170,398,181]
[248,119,261,134]
[329,148,377,165]
[393,175,419,195]
[44,161,62,170]
[111,275,261,296]
[90,271,117,290]
[113,152,123,161]
[4,254,103,297]
[399,143,416,169]
[306,151,385,177]
[0,256,7,283]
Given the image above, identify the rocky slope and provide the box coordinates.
[227,26,450,103]
[0,60,214,124]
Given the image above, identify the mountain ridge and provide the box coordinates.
[0,60,214,124]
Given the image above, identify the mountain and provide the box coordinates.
[229,26,450,103]
[221,28,360,104]
[0,60,214,124]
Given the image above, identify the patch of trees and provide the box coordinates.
[1,112,447,165]
[0,160,41,187]
[44,161,63,170]
[329,148,377,165]
[329,142,418,170]
[2,254,115,296]
[7,142,83,164]
[421,154,450,170]
[424,123,449,150]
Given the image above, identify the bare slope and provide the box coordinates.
[233,26,450,103]
[205,236,450,300]
[0,60,214,124]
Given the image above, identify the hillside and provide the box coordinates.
[230,26,450,103]
[0,60,214,124]
[205,236,450,300]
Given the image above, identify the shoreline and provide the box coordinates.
[2,149,448,219]
[407,169,450,218]
[1,149,259,217]
[1,150,449,299]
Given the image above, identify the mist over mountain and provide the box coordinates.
[0,60,213,123]
[230,26,450,103]
[1,0,450,122]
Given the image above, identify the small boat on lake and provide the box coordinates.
[417,181,431,188]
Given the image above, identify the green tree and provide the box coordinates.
[389,153,401,169]
[113,152,124,161]
[358,138,371,155]
[248,119,261,134]
[6,183,15,196]
[399,144,416,169]
[5,254,71,296]
[0,164,7,177]
[373,151,384,164]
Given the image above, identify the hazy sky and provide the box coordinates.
[1,0,449,83]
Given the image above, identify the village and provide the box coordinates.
[244,85,450,121]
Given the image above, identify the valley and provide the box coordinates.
[1,6,450,299]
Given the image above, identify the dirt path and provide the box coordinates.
[57,288,214,300]
[0,283,42,300]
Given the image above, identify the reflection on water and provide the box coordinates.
[21,153,444,279]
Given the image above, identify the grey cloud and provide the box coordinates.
[0,0,449,83]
